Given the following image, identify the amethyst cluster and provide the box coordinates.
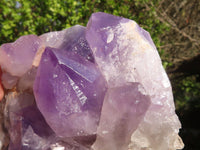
[0,13,184,150]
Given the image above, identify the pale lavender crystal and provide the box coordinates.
[86,12,183,150]
[92,83,150,150]
[33,47,107,138]
[0,35,44,90]
[0,35,43,77]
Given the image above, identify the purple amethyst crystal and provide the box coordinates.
[40,25,94,62]
[4,92,54,150]
[5,92,90,150]
[0,12,183,150]
[33,47,107,138]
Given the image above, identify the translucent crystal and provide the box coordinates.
[86,12,183,150]
[0,35,44,90]
[33,47,107,138]
[39,25,94,62]
[92,83,150,150]
[0,35,43,77]
[4,92,54,150]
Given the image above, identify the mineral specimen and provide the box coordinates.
[0,12,184,150]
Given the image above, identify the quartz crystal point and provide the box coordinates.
[86,12,183,150]
[0,35,43,77]
[92,83,150,150]
[39,25,94,62]
[0,35,44,90]
[33,47,107,138]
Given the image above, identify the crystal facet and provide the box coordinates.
[39,25,94,62]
